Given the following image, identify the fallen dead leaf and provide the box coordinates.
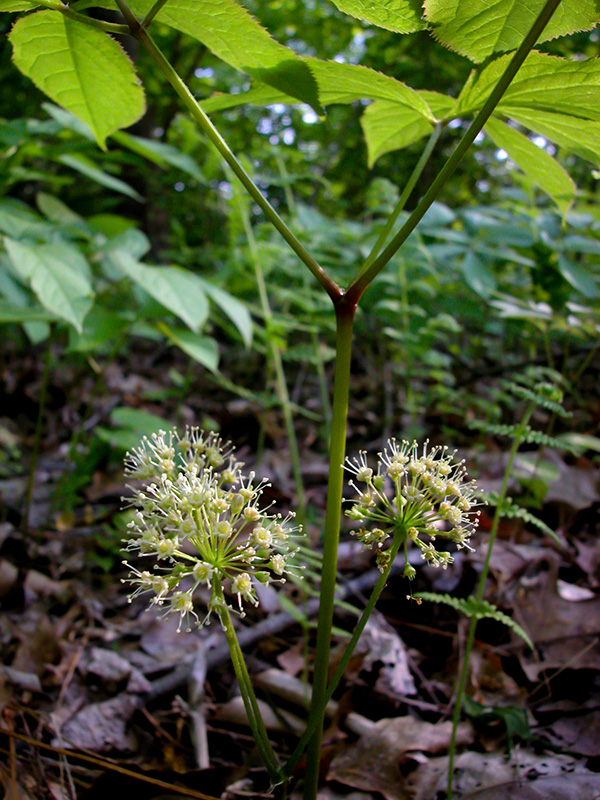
[327,716,473,800]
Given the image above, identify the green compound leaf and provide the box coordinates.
[125,0,322,114]
[484,117,575,215]
[111,251,210,333]
[9,10,145,150]
[0,0,40,9]
[424,0,600,64]
[157,323,220,372]
[504,108,600,166]
[361,91,455,165]
[416,592,534,650]
[458,52,600,122]
[4,237,93,332]
[326,0,424,33]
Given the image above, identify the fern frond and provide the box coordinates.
[504,383,570,417]
[481,492,561,544]
[416,591,534,649]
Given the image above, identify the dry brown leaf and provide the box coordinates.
[58,693,140,753]
[327,716,473,800]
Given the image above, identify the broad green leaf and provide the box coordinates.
[125,0,322,114]
[200,58,436,121]
[0,301,56,324]
[459,251,497,299]
[424,0,600,64]
[0,0,40,9]
[556,254,599,298]
[0,197,53,240]
[361,103,433,166]
[111,252,210,333]
[4,237,93,332]
[36,192,93,239]
[308,59,434,119]
[196,276,254,347]
[361,91,455,164]
[68,306,130,352]
[158,323,220,372]
[458,52,600,122]
[327,0,424,33]
[9,11,145,149]
[201,84,286,114]
[111,131,206,183]
[58,153,143,201]
[485,117,575,215]
[503,108,600,165]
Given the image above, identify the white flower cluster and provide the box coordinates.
[344,439,480,574]
[122,428,300,631]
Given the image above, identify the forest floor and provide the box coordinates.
[1,341,600,800]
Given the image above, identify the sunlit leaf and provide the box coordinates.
[502,108,600,165]
[485,117,576,215]
[9,11,145,149]
[125,0,323,113]
[424,0,600,63]
[458,52,600,122]
[361,91,455,164]
[327,0,424,32]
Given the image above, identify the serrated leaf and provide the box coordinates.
[111,252,210,333]
[361,102,434,166]
[4,237,93,332]
[195,276,253,347]
[424,0,600,64]
[57,153,143,201]
[361,91,454,164]
[485,117,575,215]
[9,11,145,149]
[458,52,600,123]
[308,59,434,119]
[556,254,599,298]
[327,0,424,33]
[0,0,40,9]
[158,323,220,372]
[125,0,322,114]
[504,108,600,165]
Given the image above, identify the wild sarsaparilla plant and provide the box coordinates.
[5,0,599,796]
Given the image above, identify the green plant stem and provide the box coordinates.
[114,0,339,302]
[213,583,283,784]
[38,0,130,33]
[234,174,307,516]
[362,123,442,272]
[22,326,54,533]
[284,530,405,779]
[446,403,534,800]
[347,0,563,304]
[140,0,171,27]
[302,300,355,800]
[274,155,332,431]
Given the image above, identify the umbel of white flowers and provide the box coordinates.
[122,428,300,631]
[344,439,481,576]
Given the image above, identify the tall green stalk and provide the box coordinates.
[213,582,284,784]
[446,404,534,800]
[302,299,354,800]
[231,167,307,515]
